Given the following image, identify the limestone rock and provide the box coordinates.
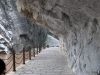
[16,0,100,75]
[0,0,47,53]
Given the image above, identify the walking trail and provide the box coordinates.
[7,47,75,75]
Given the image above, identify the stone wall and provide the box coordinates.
[16,0,100,75]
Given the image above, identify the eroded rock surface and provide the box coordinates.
[0,0,47,53]
[16,0,100,75]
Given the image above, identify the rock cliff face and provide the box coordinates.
[0,0,47,53]
[16,0,100,75]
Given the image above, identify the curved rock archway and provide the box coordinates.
[16,0,100,75]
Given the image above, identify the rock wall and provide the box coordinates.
[16,0,100,75]
[0,0,47,53]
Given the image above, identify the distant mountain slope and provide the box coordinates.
[45,35,59,47]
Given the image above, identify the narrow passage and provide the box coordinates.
[7,47,75,75]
